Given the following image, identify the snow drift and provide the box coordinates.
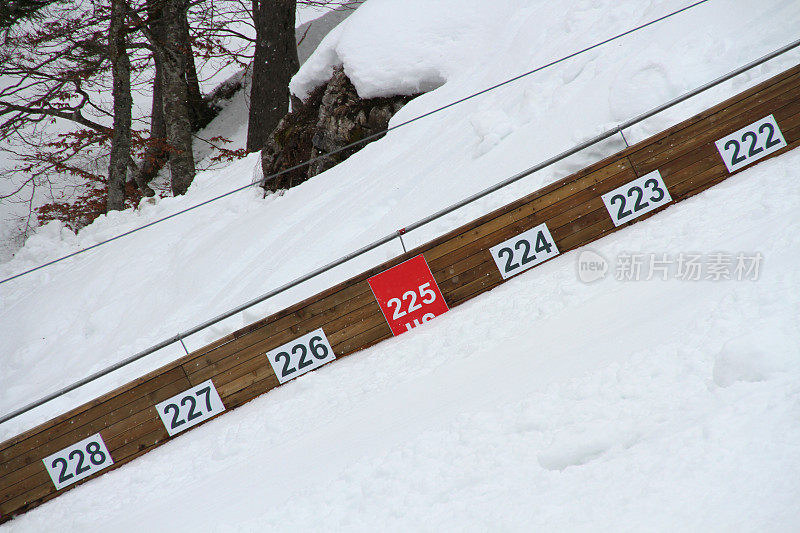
[1,0,800,528]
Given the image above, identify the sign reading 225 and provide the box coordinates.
[368,254,449,336]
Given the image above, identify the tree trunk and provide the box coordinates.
[131,59,164,195]
[129,0,166,196]
[246,0,299,152]
[107,0,132,212]
[151,0,195,196]
[178,14,212,130]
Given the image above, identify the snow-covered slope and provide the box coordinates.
[2,0,798,440]
[1,0,799,526]
[5,145,800,531]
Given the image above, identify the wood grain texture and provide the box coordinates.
[2,64,799,523]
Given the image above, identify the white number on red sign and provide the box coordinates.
[715,114,786,172]
[368,254,449,336]
[601,169,672,227]
[386,282,438,319]
[43,433,114,490]
[489,223,560,279]
[156,380,226,436]
[265,328,335,384]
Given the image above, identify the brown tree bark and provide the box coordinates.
[130,57,164,196]
[178,10,213,130]
[150,0,195,196]
[107,0,132,212]
[246,0,299,152]
[129,0,167,196]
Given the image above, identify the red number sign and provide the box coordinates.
[368,254,449,336]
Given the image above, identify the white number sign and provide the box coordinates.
[715,114,786,172]
[266,328,335,384]
[156,379,226,436]
[489,222,560,279]
[601,169,672,227]
[43,433,114,490]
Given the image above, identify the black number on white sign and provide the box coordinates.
[51,444,109,483]
[156,380,225,436]
[602,170,672,227]
[608,177,666,223]
[274,350,295,377]
[715,114,786,172]
[43,433,114,490]
[51,457,72,483]
[266,328,336,384]
[490,223,560,280]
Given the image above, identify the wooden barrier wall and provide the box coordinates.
[2,63,799,522]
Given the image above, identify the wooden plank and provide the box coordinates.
[776,104,800,138]
[213,300,387,402]
[181,282,375,379]
[428,163,637,300]
[161,70,800,396]
[420,65,800,267]
[439,259,500,300]
[2,65,799,524]
[433,250,491,286]
[202,91,800,407]
[441,190,622,306]
[0,366,188,470]
[1,413,166,515]
[209,300,383,405]
[332,322,394,355]
[0,373,190,494]
[427,163,636,273]
[193,297,382,397]
[424,159,632,265]
[216,319,392,411]
[645,99,800,180]
[437,158,700,306]
[0,361,185,456]
[0,380,182,481]
[444,264,504,305]
[0,468,49,514]
[216,375,282,412]
[1,422,171,521]
[631,81,800,173]
[0,479,52,520]
[628,66,800,165]
[325,303,386,346]
[215,366,280,402]
[643,95,800,178]
[185,287,377,384]
[432,95,800,303]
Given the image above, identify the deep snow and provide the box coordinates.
[1,0,800,529]
[4,144,800,532]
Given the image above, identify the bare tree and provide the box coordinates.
[0,0,50,29]
[108,0,133,211]
[0,1,118,232]
[0,0,357,242]
[145,0,196,195]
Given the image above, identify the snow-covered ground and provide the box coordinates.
[5,142,800,532]
[0,1,361,261]
[1,0,800,529]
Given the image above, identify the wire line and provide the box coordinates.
[0,0,712,286]
[2,33,798,427]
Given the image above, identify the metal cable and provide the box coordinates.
[0,0,713,286]
[2,38,798,426]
